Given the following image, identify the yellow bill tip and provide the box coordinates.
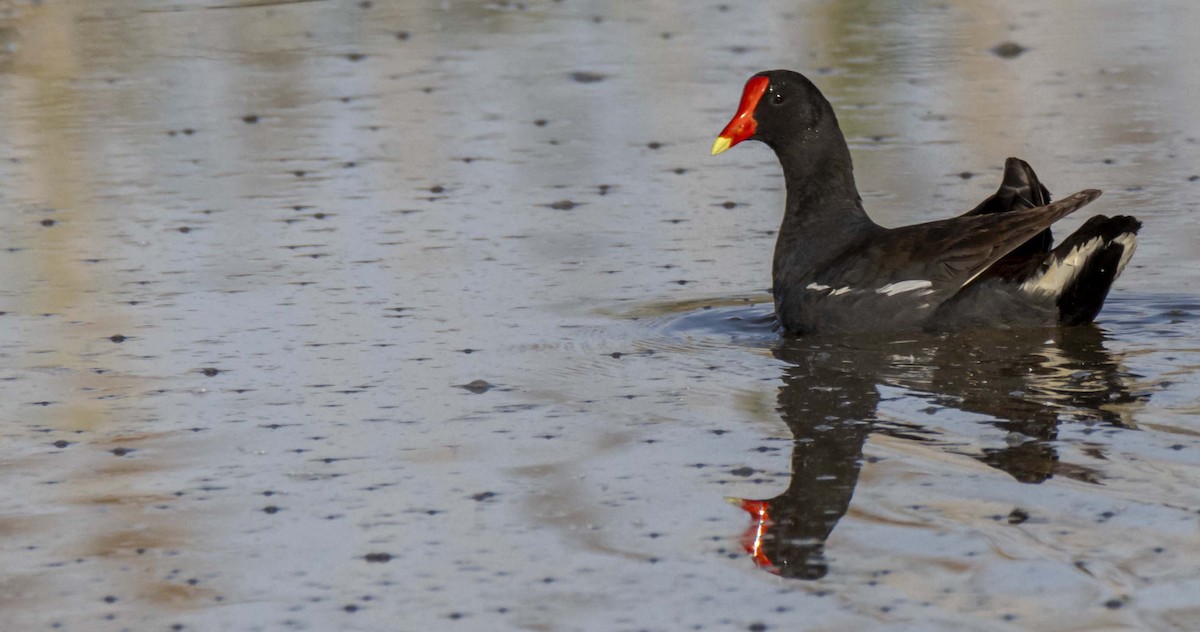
[711,135,733,156]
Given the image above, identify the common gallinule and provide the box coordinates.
[712,70,1141,335]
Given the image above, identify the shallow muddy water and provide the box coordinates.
[1,1,1199,631]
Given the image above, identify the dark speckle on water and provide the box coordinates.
[242,114,259,124]
[991,41,1028,58]
[569,71,607,83]
[109,334,126,343]
[547,199,579,210]
[461,379,494,394]
[1007,508,1030,525]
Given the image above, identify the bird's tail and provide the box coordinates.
[1018,214,1142,325]
[962,157,1055,260]
[964,156,1053,216]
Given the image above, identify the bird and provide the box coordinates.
[710,69,1141,336]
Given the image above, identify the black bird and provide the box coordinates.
[711,69,1141,335]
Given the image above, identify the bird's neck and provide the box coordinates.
[772,130,877,283]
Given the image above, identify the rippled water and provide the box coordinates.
[1,1,1198,631]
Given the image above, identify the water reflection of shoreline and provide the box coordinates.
[731,326,1145,580]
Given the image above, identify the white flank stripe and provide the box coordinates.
[806,282,831,291]
[831,286,852,296]
[876,280,933,296]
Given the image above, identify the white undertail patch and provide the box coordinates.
[1020,237,1105,296]
[1113,232,1137,278]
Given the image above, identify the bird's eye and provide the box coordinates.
[771,91,786,105]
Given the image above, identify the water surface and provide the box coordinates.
[1,1,1198,630]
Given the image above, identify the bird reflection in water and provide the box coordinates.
[729,326,1144,580]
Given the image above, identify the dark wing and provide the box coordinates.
[903,189,1101,289]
